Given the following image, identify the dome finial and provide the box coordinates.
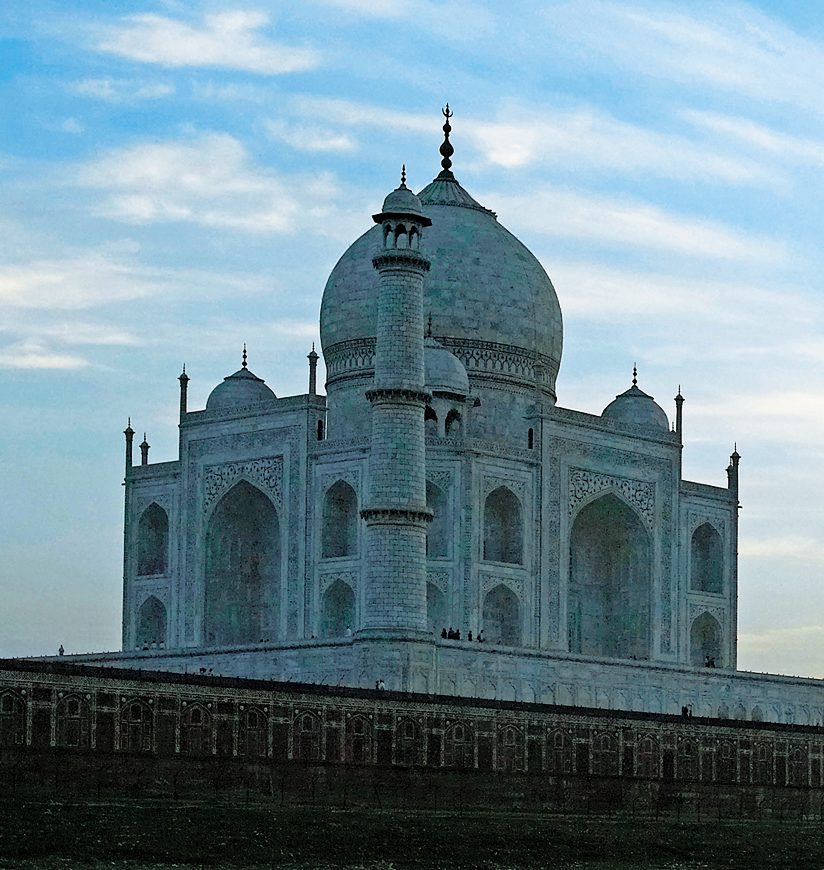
[242,343,247,369]
[632,363,637,387]
[400,163,407,187]
[438,103,455,178]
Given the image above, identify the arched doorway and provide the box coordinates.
[483,487,523,564]
[482,584,520,646]
[690,611,723,667]
[691,523,723,593]
[137,595,167,647]
[321,480,358,558]
[321,579,355,637]
[568,493,651,660]
[137,503,168,575]
[204,480,280,645]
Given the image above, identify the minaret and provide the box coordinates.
[139,433,150,466]
[178,365,189,422]
[307,344,319,396]
[124,418,134,470]
[727,444,740,496]
[674,386,684,443]
[360,166,433,637]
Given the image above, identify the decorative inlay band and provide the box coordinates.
[204,457,283,512]
[568,467,654,529]
[360,507,433,524]
[372,251,431,271]
[365,387,430,405]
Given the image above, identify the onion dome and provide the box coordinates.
[602,367,669,432]
[320,107,562,399]
[425,334,469,397]
[206,346,276,411]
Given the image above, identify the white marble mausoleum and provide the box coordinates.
[72,110,824,727]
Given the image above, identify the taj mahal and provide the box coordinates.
[71,109,824,727]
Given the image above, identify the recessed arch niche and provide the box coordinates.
[690,523,723,593]
[690,611,723,667]
[204,480,280,645]
[568,493,651,660]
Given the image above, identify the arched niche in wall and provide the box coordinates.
[204,480,280,646]
[483,486,523,565]
[426,481,448,559]
[137,503,168,576]
[137,595,167,647]
[690,611,723,668]
[426,582,446,635]
[568,493,651,660]
[424,405,438,438]
[482,583,520,646]
[321,480,358,558]
[445,409,462,437]
[690,523,723,593]
[321,579,355,637]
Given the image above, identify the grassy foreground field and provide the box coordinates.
[0,798,822,869]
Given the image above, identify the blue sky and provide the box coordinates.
[3,0,824,676]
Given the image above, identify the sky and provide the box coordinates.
[3,0,824,677]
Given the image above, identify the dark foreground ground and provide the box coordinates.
[0,798,823,870]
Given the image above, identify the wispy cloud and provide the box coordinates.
[71,78,175,102]
[492,187,786,263]
[0,339,90,370]
[95,11,320,75]
[265,119,357,153]
[683,110,824,167]
[548,1,824,111]
[77,133,342,234]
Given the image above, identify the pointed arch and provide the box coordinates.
[345,713,373,764]
[120,699,153,753]
[444,721,474,768]
[181,703,212,756]
[56,695,90,748]
[321,579,355,637]
[0,692,25,747]
[295,710,321,761]
[424,405,438,438]
[482,583,520,646]
[321,480,358,558]
[137,502,168,576]
[568,492,651,660]
[426,480,448,558]
[691,522,723,593]
[137,595,167,647]
[426,582,446,635]
[690,611,723,668]
[445,409,462,436]
[239,707,268,758]
[483,486,523,564]
[205,480,281,646]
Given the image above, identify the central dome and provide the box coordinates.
[320,172,563,398]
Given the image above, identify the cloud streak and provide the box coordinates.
[96,11,320,75]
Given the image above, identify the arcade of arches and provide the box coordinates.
[568,494,651,661]
[204,481,280,646]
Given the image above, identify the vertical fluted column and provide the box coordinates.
[360,183,432,636]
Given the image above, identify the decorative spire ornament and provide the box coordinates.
[400,163,407,187]
[242,343,247,369]
[439,104,455,178]
[632,363,638,387]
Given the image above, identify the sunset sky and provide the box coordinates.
[3,1,824,676]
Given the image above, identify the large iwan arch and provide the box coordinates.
[204,480,280,645]
[568,493,651,660]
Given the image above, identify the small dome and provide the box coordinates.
[602,384,669,432]
[425,337,469,396]
[380,183,425,218]
[206,367,276,412]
